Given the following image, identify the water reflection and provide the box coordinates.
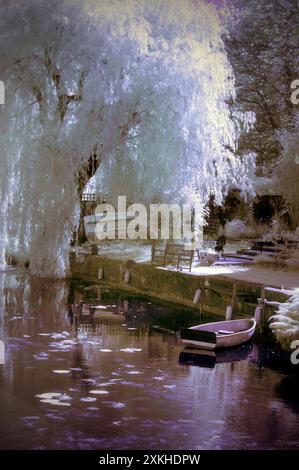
[0,271,298,450]
[275,376,299,415]
[179,344,253,369]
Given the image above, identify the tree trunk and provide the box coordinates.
[75,148,101,245]
[74,110,141,245]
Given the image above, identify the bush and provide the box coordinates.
[253,253,286,268]
[285,249,299,270]
[269,290,299,350]
[224,219,249,239]
[224,218,264,239]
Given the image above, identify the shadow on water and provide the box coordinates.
[179,343,299,374]
[275,376,299,414]
[179,344,253,369]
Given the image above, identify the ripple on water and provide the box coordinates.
[36,393,62,399]
[33,352,49,360]
[103,402,126,409]
[47,415,66,421]
[36,392,72,407]
[119,381,144,388]
[40,399,71,407]
[21,416,40,427]
[50,333,68,339]
[81,379,96,384]
[119,348,142,353]
[49,340,75,351]
[52,370,71,374]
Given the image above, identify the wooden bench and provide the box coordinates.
[151,242,194,272]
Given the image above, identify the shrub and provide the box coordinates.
[285,249,299,270]
[269,290,299,350]
[224,219,249,239]
[253,253,286,268]
[223,218,273,240]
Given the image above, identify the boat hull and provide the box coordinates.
[181,319,256,350]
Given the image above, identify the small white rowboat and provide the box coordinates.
[180,318,256,350]
[180,300,264,351]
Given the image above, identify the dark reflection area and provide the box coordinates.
[68,279,210,334]
[275,376,299,415]
[179,344,253,369]
[0,271,299,450]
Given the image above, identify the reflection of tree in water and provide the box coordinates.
[69,280,214,337]
[251,344,299,375]
[69,343,91,395]
[275,375,299,415]
[0,273,69,338]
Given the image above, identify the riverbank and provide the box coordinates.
[70,252,296,318]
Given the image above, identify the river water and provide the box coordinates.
[0,270,298,450]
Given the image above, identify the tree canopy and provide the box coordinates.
[223,0,299,173]
[0,0,255,276]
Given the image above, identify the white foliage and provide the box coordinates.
[224,219,248,239]
[0,0,255,277]
[269,289,299,351]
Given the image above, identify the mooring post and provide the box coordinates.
[124,269,131,284]
[260,285,266,329]
[193,288,201,304]
[226,305,233,320]
[98,267,104,280]
[123,300,129,314]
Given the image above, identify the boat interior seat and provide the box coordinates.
[217,330,235,335]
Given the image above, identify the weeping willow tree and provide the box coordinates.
[0,0,255,278]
